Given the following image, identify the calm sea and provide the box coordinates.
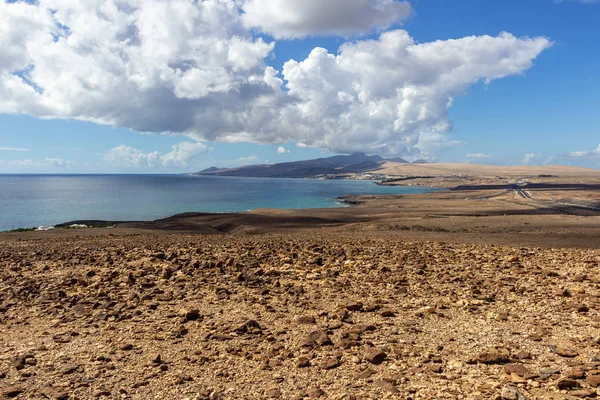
[0,174,437,231]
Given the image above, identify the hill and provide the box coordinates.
[194,153,406,178]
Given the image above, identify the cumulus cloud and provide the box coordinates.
[236,155,261,166]
[523,153,541,165]
[241,0,412,39]
[522,153,555,165]
[277,146,290,154]
[562,144,600,160]
[466,153,492,158]
[104,142,210,168]
[0,0,552,159]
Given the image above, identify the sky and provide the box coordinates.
[0,0,598,173]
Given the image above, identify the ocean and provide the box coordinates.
[0,174,438,231]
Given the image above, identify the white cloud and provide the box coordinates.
[563,144,600,160]
[236,155,261,166]
[522,152,555,165]
[277,146,290,154]
[523,152,541,165]
[0,157,73,168]
[104,142,210,168]
[0,146,29,151]
[466,153,492,158]
[0,0,552,159]
[242,0,412,39]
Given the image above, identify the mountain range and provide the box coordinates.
[194,153,415,178]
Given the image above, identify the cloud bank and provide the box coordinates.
[1,0,552,158]
[104,142,210,168]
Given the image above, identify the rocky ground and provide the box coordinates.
[1,232,600,399]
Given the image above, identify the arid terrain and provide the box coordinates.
[2,167,600,400]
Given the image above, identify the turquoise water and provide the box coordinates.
[0,174,438,230]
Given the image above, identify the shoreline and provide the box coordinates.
[2,185,599,249]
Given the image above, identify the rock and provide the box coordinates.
[181,309,201,321]
[429,364,443,373]
[550,345,579,358]
[119,343,134,351]
[586,375,600,387]
[59,364,79,375]
[374,380,399,393]
[296,357,310,368]
[355,368,376,379]
[307,388,325,398]
[380,309,395,317]
[300,330,333,347]
[2,386,23,398]
[151,354,163,364]
[320,358,340,370]
[505,364,536,379]
[471,348,510,364]
[235,320,262,334]
[501,385,530,400]
[558,378,582,390]
[266,388,281,398]
[39,385,69,400]
[565,368,586,379]
[539,367,561,380]
[570,388,597,398]
[345,301,363,311]
[296,315,316,325]
[365,348,386,365]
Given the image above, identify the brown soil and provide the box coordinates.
[2,186,600,399]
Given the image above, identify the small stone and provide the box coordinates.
[501,385,530,400]
[570,388,597,398]
[307,388,325,398]
[300,330,333,347]
[182,309,201,321]
[346,301,363,311]
[558,378,582,390]
[355,368,376,379]
[380,309,395,317]
[565,368,586,379]
[2,386,24,398]
[429,364,443,373]
[151,354,162,364]
[374,380,399,393]
[320,357,340,370]
[59,364,79,375]
[39,385,69,400]
[296,315,316,325]
[539,367,561,379]
[550,345,579,358]
[586,375,600,387]
[266,388,281,398]
[296,357,310,368]
[365,348,386,365]
[471,348,510,364]
[505,364,537,379]
[119,343,134,351]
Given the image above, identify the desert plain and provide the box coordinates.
[1,163,600,400]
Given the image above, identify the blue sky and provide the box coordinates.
[0,0,598,173]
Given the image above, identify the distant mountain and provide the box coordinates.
[194,153,388,178]
[386,157,409,163]
[198,167,226,174]
[412,159,428,164]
